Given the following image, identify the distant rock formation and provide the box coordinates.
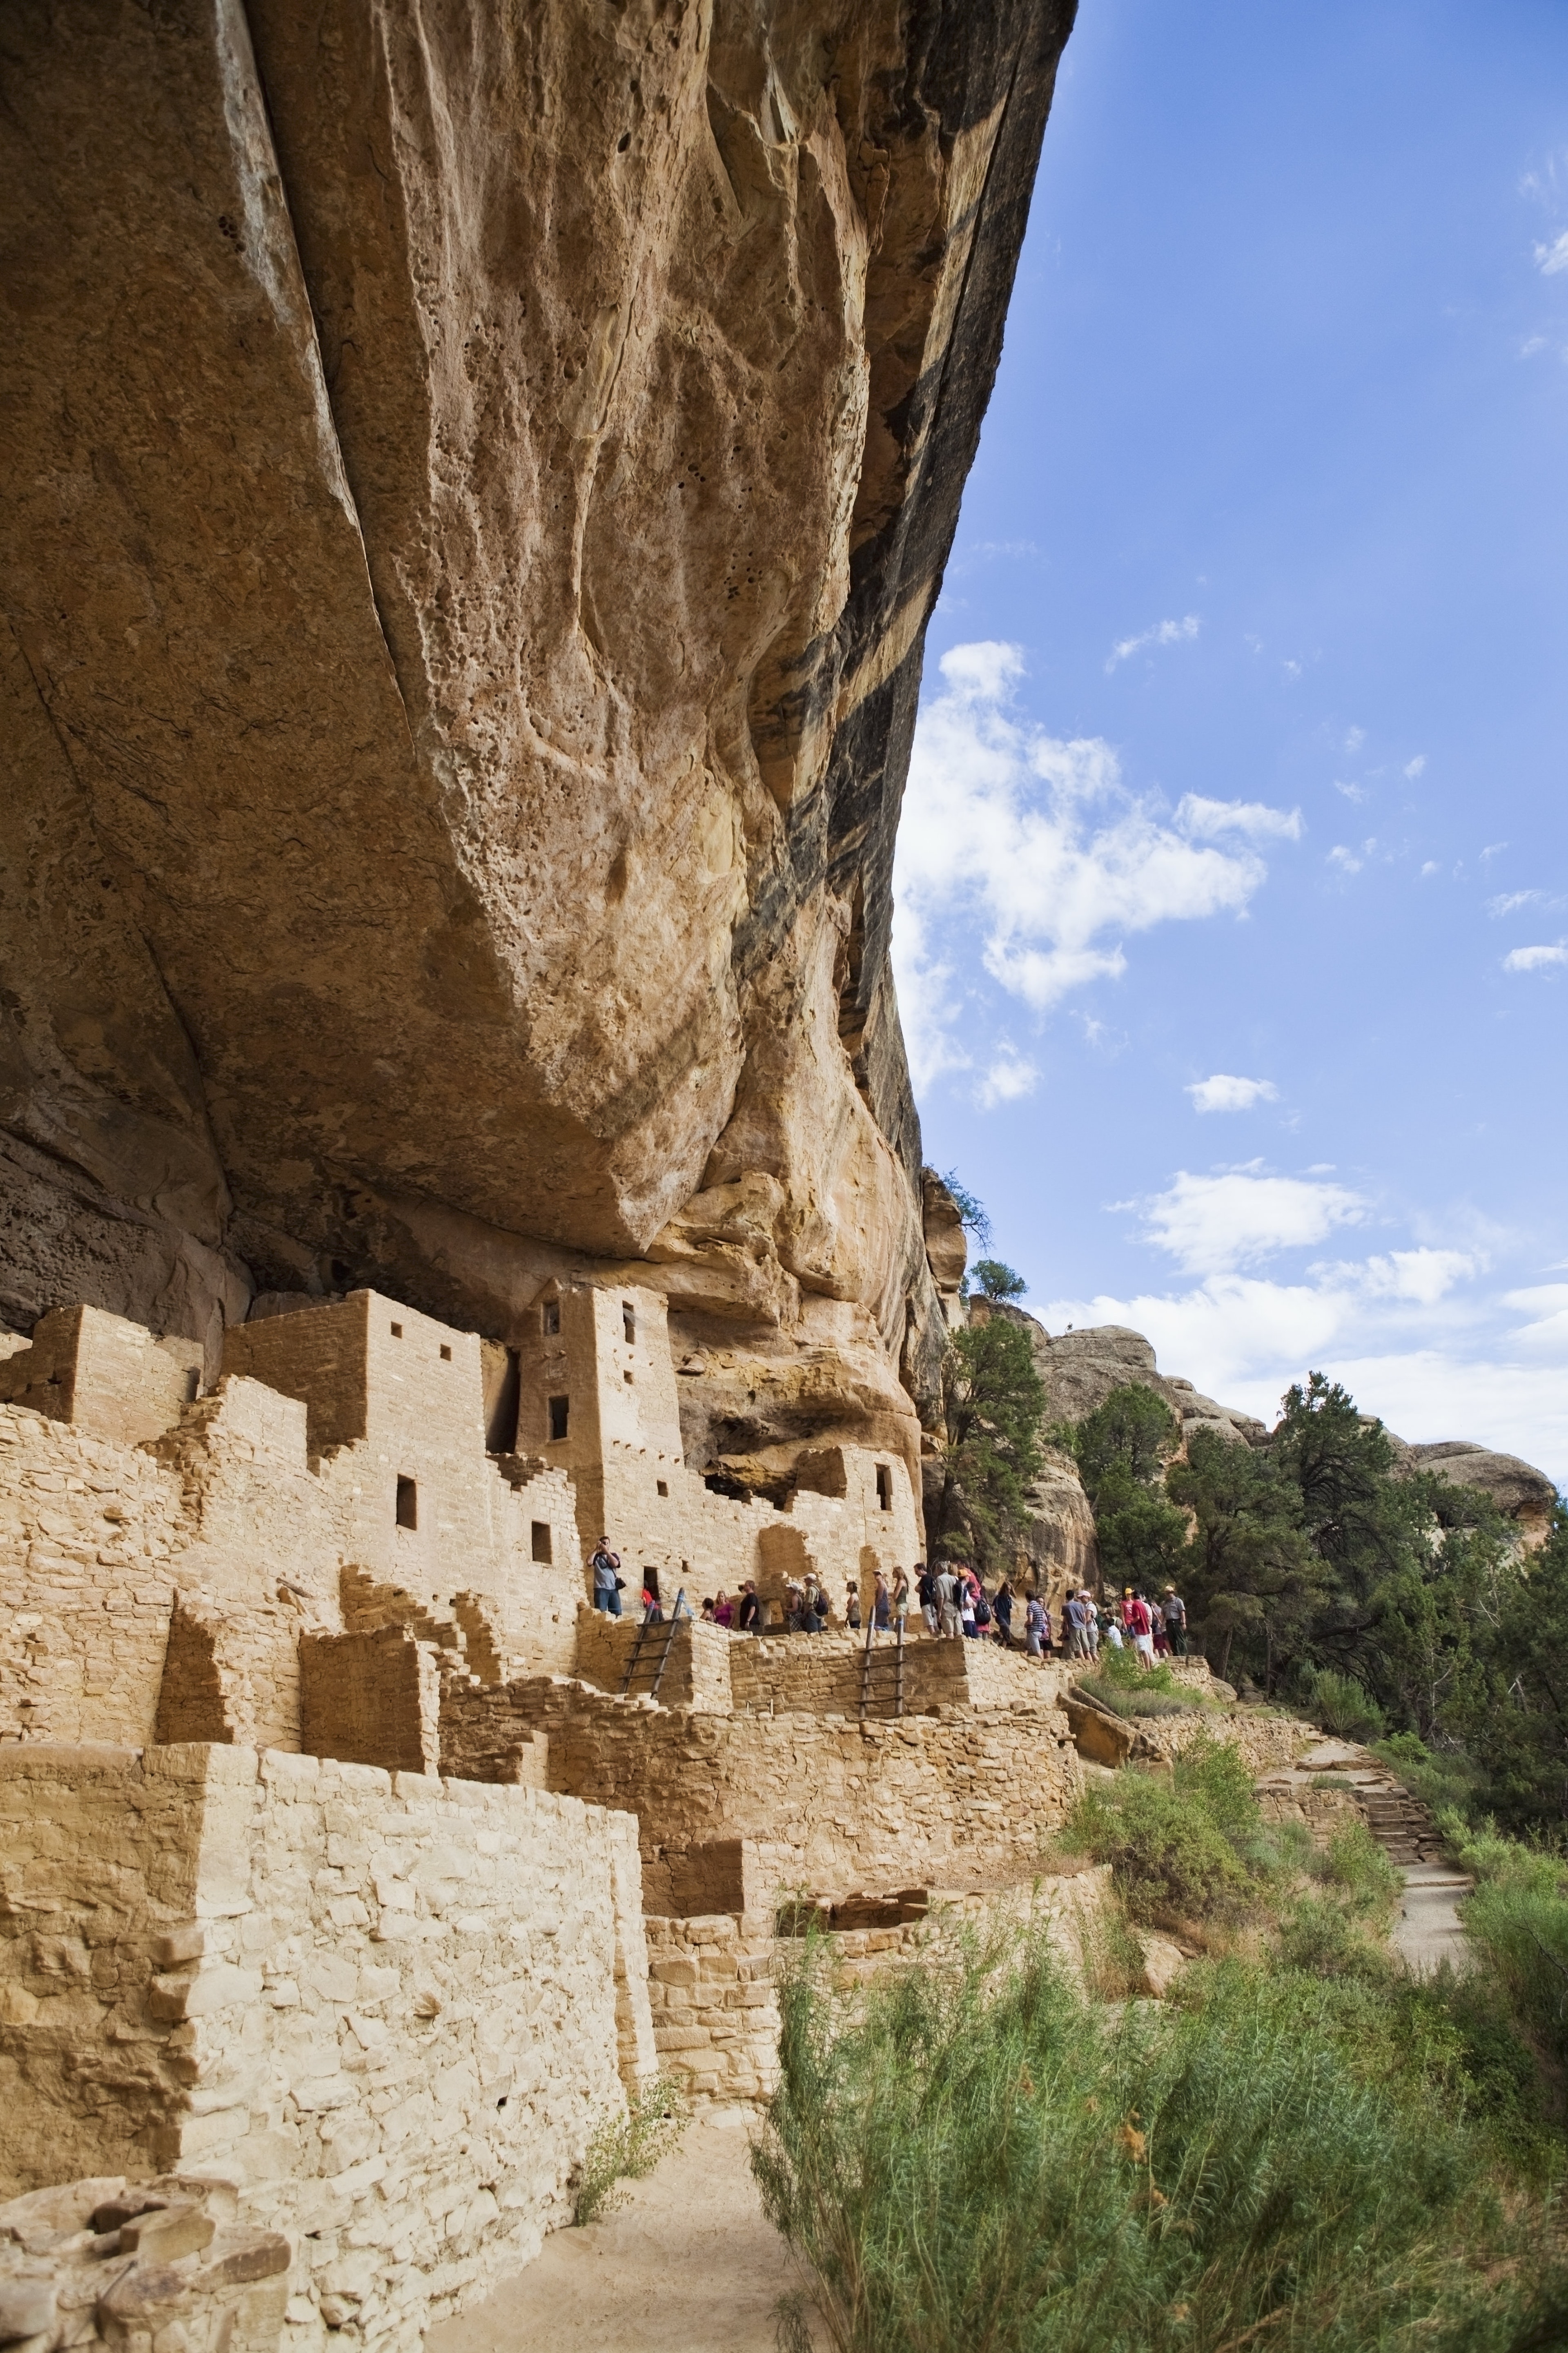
[1385,1436,1558,1548]
[1028,1323,1266,1450]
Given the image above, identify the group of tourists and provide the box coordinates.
[589,1532,1189,1665]
[1060,1584,1188,1660]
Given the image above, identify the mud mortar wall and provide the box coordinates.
[0,1742,654,2353]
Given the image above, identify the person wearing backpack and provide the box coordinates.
[1163,1585,1188,1657]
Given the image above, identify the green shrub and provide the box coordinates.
[1172,1731,1259,1842]
[1438,1810,1566,1897]
[753,1927,1561,2353]
[1463,1881,1568,2078]
[1372,1734,1481,1819]
[1275,1891,1390,1981]
[1304,1667,1385,1739]
[1063,1755,1256,1924]
[1321,1817,1403,1920]
[1096,1642,1187,1697]
[573,2074,687,2223]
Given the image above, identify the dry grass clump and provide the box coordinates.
[572,2074,687,2224]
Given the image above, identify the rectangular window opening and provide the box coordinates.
[875,1463,893,1512]
[395,1476,418,1530]
[622,1303,636,1343]
[657,1479,668,1498]
[390,1321,403,1338]
[624,1368,634,1384]
[548,1394,570,1442]
[439,1343,452,1361]
[530,1520,552,1565]
[542,1299,560,1336]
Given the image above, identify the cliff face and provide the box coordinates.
[0,0,1076,1481]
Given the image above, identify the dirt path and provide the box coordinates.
[428,2108,810,2353]
[1280,1740,1472,1975]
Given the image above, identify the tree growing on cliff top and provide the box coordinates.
[971,1258,1027,1301]
[931,1316,1045,1573]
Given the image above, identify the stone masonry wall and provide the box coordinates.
[0,1742,655,2353]
[0,1405,183,1746]
[573,1613,735,1713]
[728,1628,1069,1719]
[0,1382,343,1755]
[442,1675,1084,1910]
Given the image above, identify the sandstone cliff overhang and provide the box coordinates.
[0,0,1077,1412]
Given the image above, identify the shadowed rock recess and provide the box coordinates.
[0,0,1076,1491]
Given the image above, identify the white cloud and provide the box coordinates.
[1420,861,1440,878]
[977,1050,1038,1108]
[1176,795,1303,843]
[1481,842,1508,862]
[1488,890,1543,917]
[1535,230,1568,275]
[1187,1074,1278,1114]
[1404,755,1426,778]
[892,645,1300,1067]
[1105,614,1200,673]
[1503,941,1568,972]
[1343,726,1365,753]
[890,901,969,1090]
[1504,1283,1568,1349]
[940,640,1026,702]
[1334,780,1366,803]
[1134,1168,1368,1276]
[1328,845,1362,874]
[1347,1249,1478,1306]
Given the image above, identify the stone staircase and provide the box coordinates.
[1256,1739,1471,1971]
[1357,1779,1448,1866]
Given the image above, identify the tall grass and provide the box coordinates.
[753,1924,1563,2353]
[1438,1813,1568,2084]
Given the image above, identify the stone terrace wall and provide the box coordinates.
[722,1627,1068,1719]
[1144,1710,1314,1774]
[644,1911,780,2105]
[443,1677,1083,1910]
[0,1742,655,2353]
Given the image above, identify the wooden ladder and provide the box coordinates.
[858,1614,906,1721]
[619,1589,688,1703]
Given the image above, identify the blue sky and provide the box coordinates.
[895,0,1568,1478]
